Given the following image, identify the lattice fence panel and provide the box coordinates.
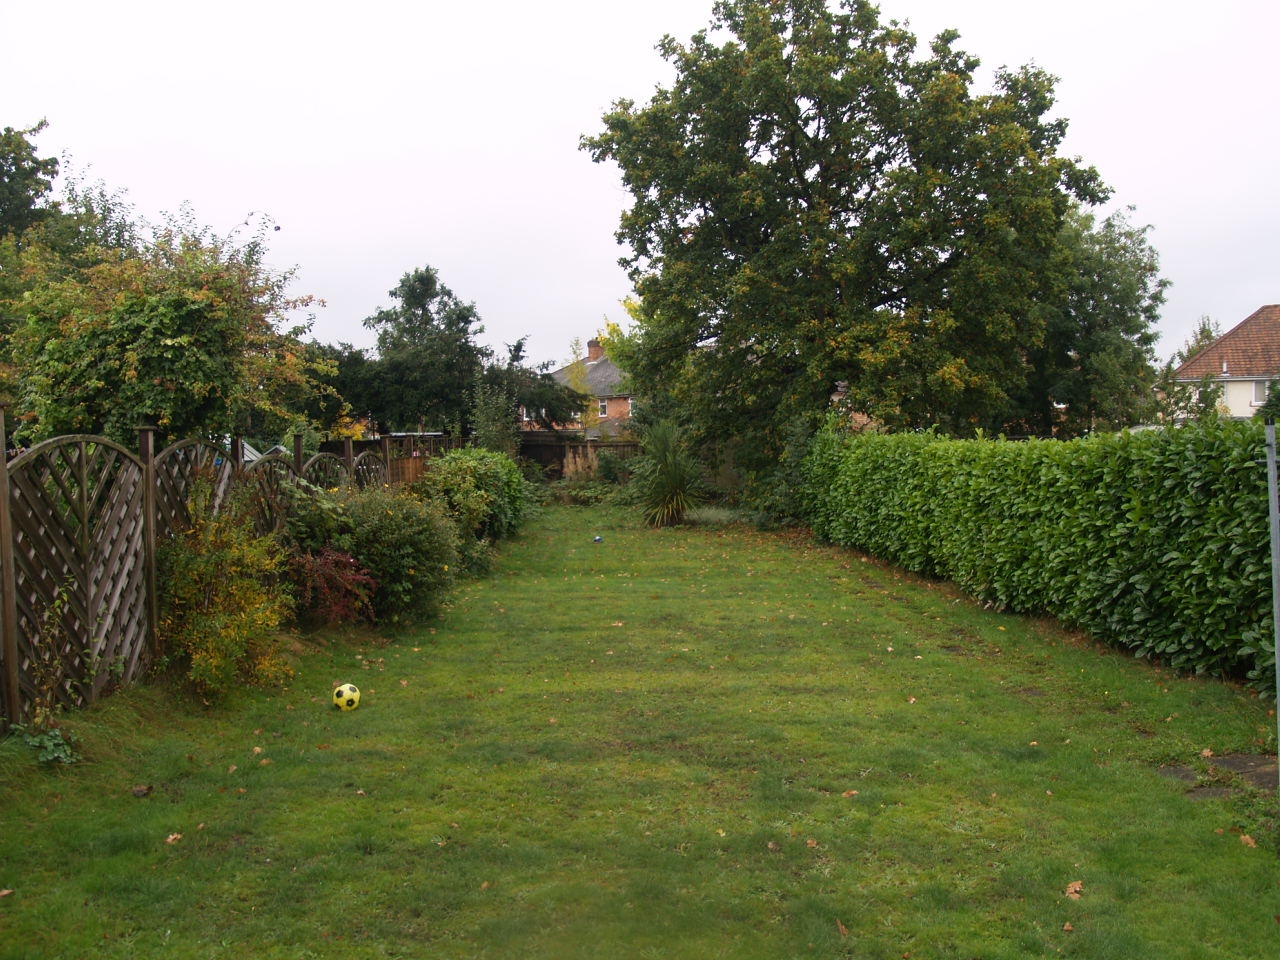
[154,440,236,541]
[353,452,387,489]
[244,455,299,534]
[5,437,147,720]
[302,453,348,490]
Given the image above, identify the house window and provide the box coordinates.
[1253,381,1270,406]
[598,398,609,418]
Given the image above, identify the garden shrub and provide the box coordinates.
[277,481,381,627]
[409,448,531,571]
[596,450,635,486]
[288,546,379,628]
[157,481,295,699]
[801,418,1276,689]
[329,485,458,625]
[279,480,458,626]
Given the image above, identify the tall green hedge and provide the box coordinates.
[802,418,1276,689]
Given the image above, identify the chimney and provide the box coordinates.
[587,338,604,362]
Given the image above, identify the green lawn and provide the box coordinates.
[1,504,1277,959]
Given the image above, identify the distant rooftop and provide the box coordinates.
[1174,305,1280,380]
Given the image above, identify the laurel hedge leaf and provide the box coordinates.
[801,418,1276,690]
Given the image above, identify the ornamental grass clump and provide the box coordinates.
[631,420,707,526]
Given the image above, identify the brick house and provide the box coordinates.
[523,338,635,437]
[1173,305,1280,418]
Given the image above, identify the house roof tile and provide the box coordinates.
[1175,305,1280,380]
[552,355,629,396]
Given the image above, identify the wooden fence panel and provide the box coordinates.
[302,453,348,489]
[2,437,148,721]
[0,429,445,727]
[153,439,236,541]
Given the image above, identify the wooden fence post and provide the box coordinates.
[293,434,304,474]
[342,437,354,479]
[138,426,159,660]
[0,406,20,725]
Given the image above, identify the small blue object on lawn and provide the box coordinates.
[594,536,603,543]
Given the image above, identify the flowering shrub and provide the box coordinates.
[157,482,294,698]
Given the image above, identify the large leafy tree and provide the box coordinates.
[582,0,1108,481]
[340,268,586,436]
[0,120,60,241]
[1011,206,1166,437]
[359,266,489,432]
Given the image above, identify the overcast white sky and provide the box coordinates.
[4,0,1276,367]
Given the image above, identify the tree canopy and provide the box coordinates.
[328,266,586,437]
[355,266,488,432]
[8,217,329,445]
[1011,206,1166,436]
[582,0,1151,486]
[0,121,60,241]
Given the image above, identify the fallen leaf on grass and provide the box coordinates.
[842,789,859,797]
[807,839,819,848]
[1201,748,1214,758]
[1063,922,1075,932]
[1065,880,1084,900]
[836,919,849,937]
[0,890,13,897]
[1241,835,1257,848]
[165,833,183,844]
